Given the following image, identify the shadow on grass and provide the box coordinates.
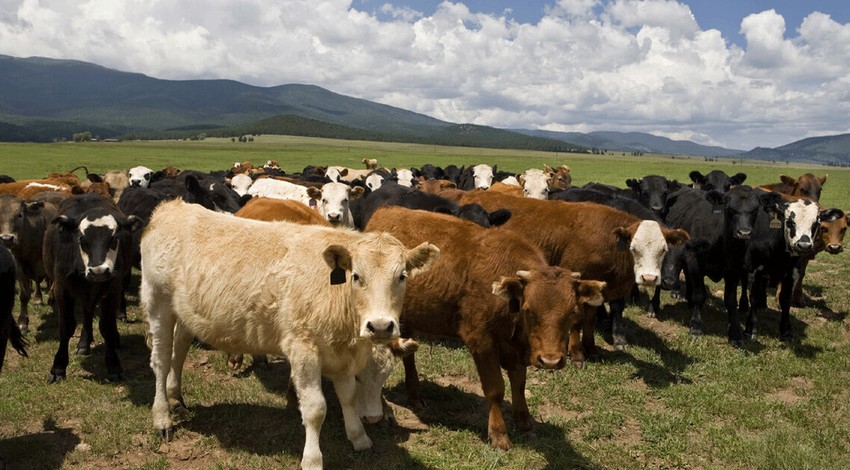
[0,418,79,470]
[384,379,594,469]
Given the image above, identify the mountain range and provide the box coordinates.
[1,54,847,164]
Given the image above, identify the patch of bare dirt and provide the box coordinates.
[536,403,585,424]
[610,416,642,447]
[766,376,814,405]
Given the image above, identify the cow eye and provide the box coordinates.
[352,273,361,283]
[399,272,407,282]
[322,199,328,204]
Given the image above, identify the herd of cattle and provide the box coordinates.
[0,158,844,469]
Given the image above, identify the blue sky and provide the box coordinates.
[1,0,849,150]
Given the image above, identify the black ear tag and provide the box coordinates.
[330,267,346,285]
[769,213,782,229]
[508,298,520,313]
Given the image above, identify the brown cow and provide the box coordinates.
[236,197,331,226]
[758,173,827,202]
[366,206,605,450]
[417,178,457,194]
[0,179,75,200]
[457,191,688,357]
[487,181,523,197]
[544,164,572,190]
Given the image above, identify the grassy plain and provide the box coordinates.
[1,136,849,469]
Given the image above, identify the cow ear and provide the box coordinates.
[122,215,144,233]
[349,186,365,200]
[780,175,795,185]
[820,208,844,222]
[52,215,78,232]
[23,201,45,213]
[488,209,512,227]
[575,280,606,307]
[185,175,202,193]
[517,174,526,186]
[730,173,747,185]
[613,226,631,251]
[664,228,690,246]
[323,245,352,285]
[340,168,349,177]
[492,276,524,313]
[759,191,784,214]
[543,164,554,174]
[820,174,828,185]
[688,171,704,185]
[625,179,639,190]
[306,187,322,201]
[405,242,440,279]
[669,180,682,191]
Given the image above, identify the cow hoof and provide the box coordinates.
[75,346,91,356]
[689,328,703,338]
[156,427,175,441]
[489,433,512,451]
[571,360,585,369]
[646,311,656,319]
[780,334,794,344]
[729,339,743,348]
[172,404,190,419]
[18,323,28,335]
[107,372,125,383]
[614,343,627,352]
[48,372,66,384]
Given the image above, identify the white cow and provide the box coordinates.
[393,169,416,187]
[247,178,313,206]
[364,173,385,191]
[128,166,153,188]
[326,166,371,184]
[229,173,253,197]
[471,164,494,190]
[518,169,551,199]
[141,200,439,470]
[306,182,365,228]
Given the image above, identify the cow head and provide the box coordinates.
[780,173,827,202]
[544,164,572,190]
[472,164,494,190]
[325,166,347,183]
[0,195,25,247]
[324,236,439,342]
[454,204,512,227]
[816,208,847,254]
[763,197,821,256]
[707,186,764,240]
[492,269,605,370]
[626,175,680,215]
[228,174,253,197]
[184,175,244,213]
[309,182,365,227]
[690,170,747,193]
[128,166,153,188]
[54,210,142,282]
[393,169,416,188]
[365,174,385,191]
[614,220,689,286]
[518,169,551,200]
[355,338,418,424]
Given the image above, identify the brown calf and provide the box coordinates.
[758,173,827,202]
[457,191,688,357]
[366,206,605,450]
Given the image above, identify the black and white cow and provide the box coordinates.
[741,195,822,342]
[43,193,142,383]
[128,166,154,188]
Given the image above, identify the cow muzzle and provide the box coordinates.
[535,353,566,370]
[85,265,113,282]
[826,244,844,254]
[735,229,752,240]
[792,240,814,255]
[0,234,16,247]
[361,318,399,342]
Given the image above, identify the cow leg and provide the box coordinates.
[581,304,598,360]
[506,365,532,433]
[745,271,767,340]
[76,302,95,356]
[778,270,797,342]
[609,298,627,350]
[33,277,44,305]
[789,257,810,308]
[738,272,751,314]
[99,298,124,381]
[167,320,193,414]
[288,346,326,470]
[402,353,424,406]
[118,270,132,322]
[227,353,244,371]
[145,283,178,438]
[15,268,31,333]
[49,294,76,383]
[647,286,661,318]
[683,256,704,337]
[723,271,744,347]
[331,374,372,451]
[471,351,511,450]
[567,307,586,367]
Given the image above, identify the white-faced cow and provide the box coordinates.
[128,166,154,188]
[306,182,365,228]
[518,169,551,199]
[43,193,142,383]
[140,200,439,470]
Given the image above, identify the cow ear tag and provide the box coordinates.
[508,298,520,313]
[330,267,346,285]
[769,213,782,229]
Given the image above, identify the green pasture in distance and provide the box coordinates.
[2,135,848,208]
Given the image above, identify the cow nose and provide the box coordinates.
[536,354,566,370]
[827,244,843,254]
[735,229,751,240]
[130,180,141,187]
[86,266,112,280]
[365,319,396,340]
[651,204,663,212]
[640,274,658,285]
[0,234,16,246]
[795,240,813,253]
[327,213,341,222]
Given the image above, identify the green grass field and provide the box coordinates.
[1,137,849,469]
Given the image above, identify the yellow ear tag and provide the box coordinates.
[769,214,782,229]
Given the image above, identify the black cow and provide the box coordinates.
[0,194,60,332]
[741,194,822,342]
[689,170,747,193]
[443,164,465,184]
[1,244,27,374]
[43,193,142,383]
[625,175,681,219]
[353,182,511,230]
[664,186,775,345]
[416,164,445,180]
